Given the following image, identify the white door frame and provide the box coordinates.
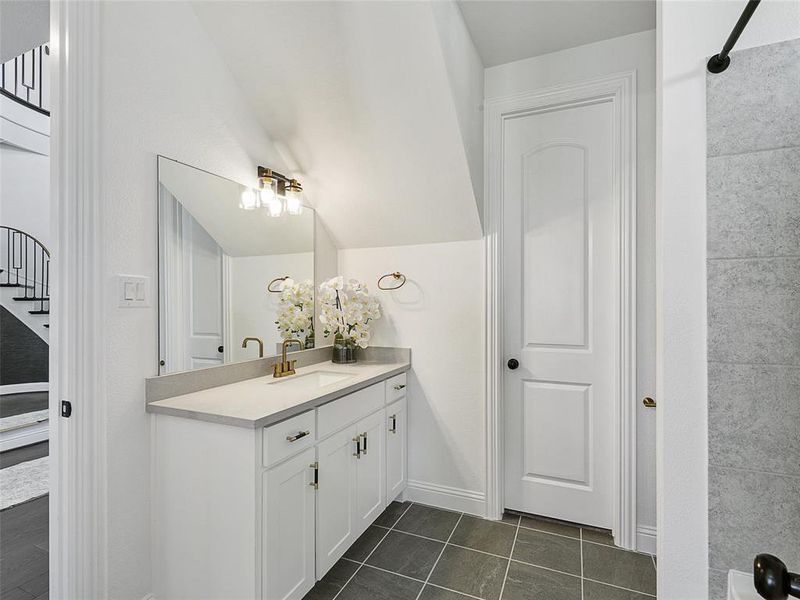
[50,1,107,597]
[484,71,638,549]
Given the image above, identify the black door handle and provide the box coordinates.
[507,358,519,370]
[218,345,224,353]
[755,554,800,599]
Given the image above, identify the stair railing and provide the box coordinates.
[0,226,50,315]
[0,43,50,116]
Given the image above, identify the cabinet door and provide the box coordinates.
[386,397,407,501]
[316,426,357,577]
[263,447,316,600]
[354,410,386,536]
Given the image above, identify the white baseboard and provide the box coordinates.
[0,383,49,395]
[404,479,486,517]
[636,524,657,555]
[0,419,49,452]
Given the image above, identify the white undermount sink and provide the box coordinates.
[267,370,355,390]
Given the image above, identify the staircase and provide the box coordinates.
[0,226,50,338]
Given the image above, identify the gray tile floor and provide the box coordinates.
[0,442,50,600]
[305,502,656,600]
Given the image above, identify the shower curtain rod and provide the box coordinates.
[707,0,762,73]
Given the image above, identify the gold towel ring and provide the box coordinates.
[267,276,290,293]
[378,272,406,291]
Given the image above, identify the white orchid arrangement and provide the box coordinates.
[318,276,381,348]
[275,278,314,342]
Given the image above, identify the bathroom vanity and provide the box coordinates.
[147,350,410,600]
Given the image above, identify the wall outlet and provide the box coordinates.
[118,275,150,308]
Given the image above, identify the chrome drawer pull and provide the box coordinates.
[286,430,310,443]
[361,432,368,455]
[353,437,361,459]
[390,414,397,434]
[393,384,406,391]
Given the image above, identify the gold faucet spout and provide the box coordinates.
[273,338,303,378]
[242,337,264,358]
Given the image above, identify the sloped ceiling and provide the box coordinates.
[457,0,656,67]
[191,1,483,249]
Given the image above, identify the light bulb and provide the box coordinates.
[259,175,281,216]
[285,179,304,215]
[239,188,259,210]
[285,194,303,215]
[265,195,283,217]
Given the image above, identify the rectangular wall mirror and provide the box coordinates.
[157,156,315,374]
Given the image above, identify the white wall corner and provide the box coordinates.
[404,479,486,518]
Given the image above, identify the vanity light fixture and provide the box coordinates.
[238,166,306,217]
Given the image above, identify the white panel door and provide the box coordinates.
[316,426,357,577]
[354,410,386,536]
[503,100,615,528]
[181,208,225,370]
[386,398,407,501]
[263,448,316,600]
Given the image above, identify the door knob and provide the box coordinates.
[755,554,800,599]
[507,358,519,370]
[218,345,224,353]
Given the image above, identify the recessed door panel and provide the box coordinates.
[523,144,588,348]
[522,381,591,487]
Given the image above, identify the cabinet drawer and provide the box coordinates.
[385,373,408,403]
[263,410,315,467]
[317,383,384,439]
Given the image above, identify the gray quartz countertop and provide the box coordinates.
[146,359,410,429]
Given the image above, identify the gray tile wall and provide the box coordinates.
[706,37,800,599]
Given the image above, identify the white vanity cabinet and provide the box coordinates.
[263,447,317,600]
[152,370,408,600]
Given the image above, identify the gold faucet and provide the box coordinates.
[273,339,303,378]
[242,337,264,358]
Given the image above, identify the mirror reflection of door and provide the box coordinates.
[157,157,315,375]
[159,186,225,373]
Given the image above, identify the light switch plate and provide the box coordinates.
[118,275,150,308]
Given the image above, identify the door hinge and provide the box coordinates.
[309,462,319,489]
[61,400,72,418]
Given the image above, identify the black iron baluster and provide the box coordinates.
[1,44,50,115]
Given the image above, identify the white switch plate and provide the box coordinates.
[118,275,150,308]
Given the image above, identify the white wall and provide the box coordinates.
[430,0,485,225]
[229,252,314,361]
[486,30,658,547]
[314,218,338,347]
[657,2,800,598]
[96,2,288,597]
[339,240,486,513]
[0,144,50,249]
